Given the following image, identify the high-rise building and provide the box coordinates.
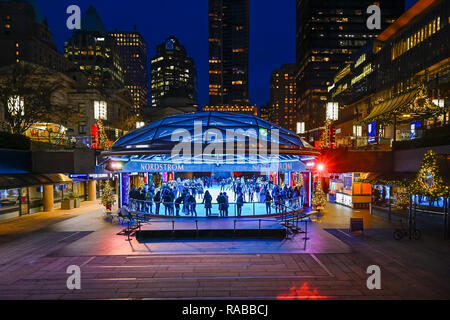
[150,36,197,108]
[270,64,297,132]
[296,0,405,139]
[259,103,271,121]
[0,0,73,72]
[110,29,149,112]
[329,0,449,149]
[209,0,250,106]
[64,5,124,89]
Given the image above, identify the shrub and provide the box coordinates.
[0,132,30,150]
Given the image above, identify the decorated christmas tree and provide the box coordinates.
[320,119,333,149]
[296,174,304,188]
[97,120,111,150]
[101,181,115,211]
[410,150,450,197]
[312,179,327,210]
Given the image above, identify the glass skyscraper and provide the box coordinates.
[209,0,250,106]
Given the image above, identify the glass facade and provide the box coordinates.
[29,186,44,214]
[0,188,20,218]
[0,181,90,220]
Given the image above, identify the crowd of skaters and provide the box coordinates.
[126,176,307,217]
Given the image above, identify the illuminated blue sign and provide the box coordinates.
[410,121,421,139]
[368,121,377,144]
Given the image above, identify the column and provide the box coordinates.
[88,180,97,201]
[115,179,119,197]
[119,173,130,208]
[308,172,312,207]
[43,184,54,212]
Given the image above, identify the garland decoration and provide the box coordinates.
[355,150,449,198]
[395,188,410,209]
[97,119,112,150]
[357,84,443,126]
[320,119,333,149]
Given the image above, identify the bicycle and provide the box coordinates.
[393,219,421,240]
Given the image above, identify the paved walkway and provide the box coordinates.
[0,201,449,299]
[0,201,106,244]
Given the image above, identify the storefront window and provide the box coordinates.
[344,174,353,193]
[54,185,63,209]
[0,188,20,217]
[63,183,74,198]
[29,186,44,214]
[20,188,28,215]
[73,182,87,201]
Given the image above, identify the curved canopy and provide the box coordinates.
[110,112,316,156]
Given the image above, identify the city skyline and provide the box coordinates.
[35,0,418,108]
[33,0,294,107]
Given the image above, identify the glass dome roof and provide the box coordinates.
[111,112,313,154]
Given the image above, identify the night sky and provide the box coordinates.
[35,0,417,107]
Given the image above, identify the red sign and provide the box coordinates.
[91,124,98,149]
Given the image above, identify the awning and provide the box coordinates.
[0,174,72,189]
[363,90,417,123]
[361,85,440,124]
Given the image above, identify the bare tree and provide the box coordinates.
[0,62,80,136]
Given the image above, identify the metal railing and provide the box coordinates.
[337,130,427,150]
[127,197,306,218]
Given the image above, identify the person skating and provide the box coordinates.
[175,195,182,216]
[265,193,273,214]
[217,193,226,217]
[236,193,244,217]
[203,190,213,217]
[188,193,197,217]
[154,191,161,215]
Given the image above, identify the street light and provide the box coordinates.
[317,163,325,172]
[106,160,125,172]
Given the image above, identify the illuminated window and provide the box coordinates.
[296,122,305,134]
[94,101,107,120]
[326,102,339,121]
[353,125,362,137]
[8,96,24,116]
[136,122,145,129]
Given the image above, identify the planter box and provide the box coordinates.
[61,199,74,210]
[74,199,81,208]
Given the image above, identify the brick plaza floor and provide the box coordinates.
[0,201,449,300]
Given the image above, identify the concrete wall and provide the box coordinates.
[32,149,97,174]
[394,145,450,173]
[322,149,394,173]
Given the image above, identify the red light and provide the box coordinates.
[317,163,325,172]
